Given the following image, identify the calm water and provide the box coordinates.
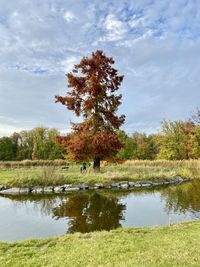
[1,180,200,242]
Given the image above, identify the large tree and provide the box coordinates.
[55,50,125,171]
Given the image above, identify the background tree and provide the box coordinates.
[16,130,34,160]
[32,127,64,160]
[132,132,158,160]
[55,50,125,171]
[10,132,21,159]
[0,137,14,160]
[0,127,64,161]
[116,130,137,160]
[158,120,194,160]
[190,125,200,158]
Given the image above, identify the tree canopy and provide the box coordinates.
[55,50,125,170]
[158,120,194,160]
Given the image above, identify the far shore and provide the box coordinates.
[0,159,198,189]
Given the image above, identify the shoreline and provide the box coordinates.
[0,176,191,195]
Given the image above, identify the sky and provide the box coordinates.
[0,0,200,137]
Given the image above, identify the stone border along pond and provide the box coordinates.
[0,176,191,195]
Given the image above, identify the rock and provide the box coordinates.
[134,181,153,187]
[94,183,104,189]
[79,184,89,190]
[0,188,20,194]
[111,183,119,188]
[43,186,54,193]
[0,185,8,191]
[93,186,99,190]
[63,184,73,189]
[117,181,129,189]
[19,188,30,194]
[119,181,129,185]
[0,187,31,194]
[175,176,184,183]
[128,182,135,187]
[32,187,44,194]
[65,187,80,192]
[54,186,64,192]
[120,183,129,189]
[32,187,54,194]
[152,182,162,186]
[140,183,152,187]
[134,183,142,188]
[140,181,153,185]
[29,188,33,193]
[163,181,170,185]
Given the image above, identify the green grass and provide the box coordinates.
[0,159,199,187]
[1,160,200,266]
[0,220,200,267]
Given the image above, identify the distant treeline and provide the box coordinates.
[0,127,64,161]
[0,116,200,161]
[117,119,200,160]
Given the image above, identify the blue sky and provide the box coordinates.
[0,0,200,136]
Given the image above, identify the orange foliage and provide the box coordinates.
[57,130,122,161]
[55,51,125,165]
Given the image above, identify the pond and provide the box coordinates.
[0,180,200,242]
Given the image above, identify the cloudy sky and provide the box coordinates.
[0,0,200,137]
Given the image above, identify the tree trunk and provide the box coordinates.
[93,157,100,172]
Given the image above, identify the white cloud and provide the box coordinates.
[0,0,200,136]
[102,14,128,41]
[60,56,80,72]
[128,16,145,29]
[63,11,77,23]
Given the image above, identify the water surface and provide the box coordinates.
[0,180,200,242]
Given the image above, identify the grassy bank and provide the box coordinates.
[0,220,200,267]
[0,160,199,187]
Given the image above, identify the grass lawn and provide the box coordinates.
[0,160,199,188]
[0,160,200,266]
[0,220,200,267]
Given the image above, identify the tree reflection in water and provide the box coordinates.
[53,192,126,233]
[3,181,200,235]
[161,180,200,214]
